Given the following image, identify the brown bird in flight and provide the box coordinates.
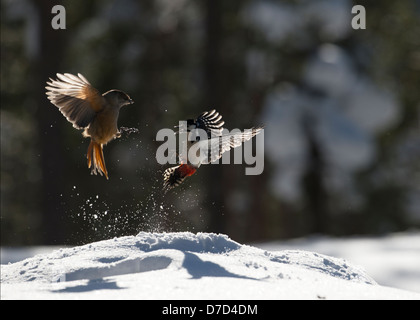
[46,73,133,179]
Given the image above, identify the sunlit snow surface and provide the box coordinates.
[2,232,419,300]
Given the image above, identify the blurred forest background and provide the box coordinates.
[1,0,419,246]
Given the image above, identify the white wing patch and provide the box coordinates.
[190,127,263,165]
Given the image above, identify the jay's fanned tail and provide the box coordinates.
[87,140,109,179]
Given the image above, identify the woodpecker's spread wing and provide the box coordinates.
[195,109,225,138]
[46,73,106,129]
[195,127,263,165]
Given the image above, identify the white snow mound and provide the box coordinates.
[2,232,419,299]
[1,232,373,284]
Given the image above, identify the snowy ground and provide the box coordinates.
[1,232,420,300]
[254,231,420,294]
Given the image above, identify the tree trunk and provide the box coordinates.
[32,0,68,244]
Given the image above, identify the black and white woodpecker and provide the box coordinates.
[163,109,263,190]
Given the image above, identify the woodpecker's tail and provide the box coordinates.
[87,140,109,179]
[163,164,197,190]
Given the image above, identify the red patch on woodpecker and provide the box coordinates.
[178,164,197,177]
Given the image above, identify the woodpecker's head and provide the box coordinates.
[186,119,197,131]
[174,119,196,135]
